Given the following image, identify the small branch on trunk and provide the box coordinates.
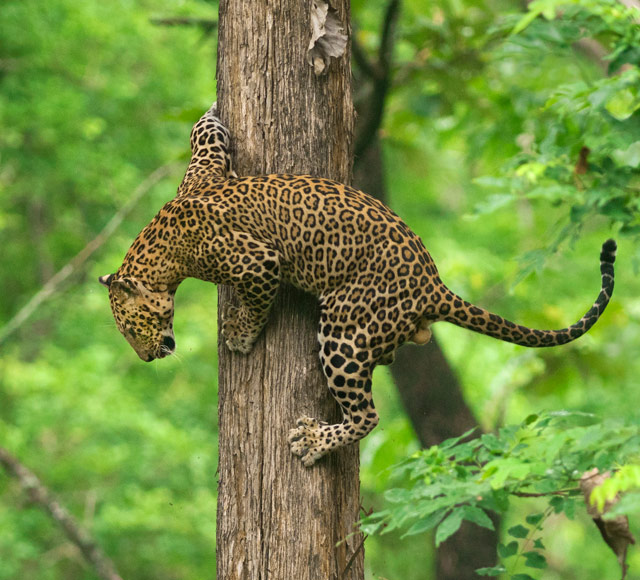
[150,17,218,33]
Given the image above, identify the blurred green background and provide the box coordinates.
[1,0,639,578]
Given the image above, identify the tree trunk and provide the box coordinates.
[391,341,500,580]
[216,2,363,580]
[354,138,498,579]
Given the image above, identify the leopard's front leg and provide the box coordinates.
[216,232,281,354]
[222,302,270,354]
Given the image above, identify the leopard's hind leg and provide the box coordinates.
[288,289,406,465]
[288,285,422,465]
[288,332,380,466]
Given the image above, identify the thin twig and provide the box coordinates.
[0,163,179,345]
[0,446,124,580]
[511,488,577,498]
[341,534,368,579]
[341,505,375,579]
[149,17,218,32]
[353,0,401,160]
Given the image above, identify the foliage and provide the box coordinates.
[591,464,640,515]
[361,411,640,578]
[379,0,640,269]
[476,0,640,273]
[1,0,220,579]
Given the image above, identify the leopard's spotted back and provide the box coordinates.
[101,105,616,466]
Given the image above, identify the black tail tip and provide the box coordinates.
[601,239,617,264]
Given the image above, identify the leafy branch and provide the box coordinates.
[474,0,640,255]
[360,411,640,579]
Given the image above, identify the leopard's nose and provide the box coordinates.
[162,336,176,351]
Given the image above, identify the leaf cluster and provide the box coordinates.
[361,411,640,578]
[475,0,640,249]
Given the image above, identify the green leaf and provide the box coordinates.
[403,510,446,537]
[511,9,542,35]
[474,193,516,216]
[511,575,537,580]
[384,488,410,504]
[435,510,464,546]
[439,427,479,451]
[508,524,530,539]
[564,497,577,520]
[359,513,390,536]
[525,513,544,526]
[549,495,565,514]
[601,198,632,221]
[612,141,640,168]
[524,414,539,425]
[460,505,495,530]
[498,541,519,558]
[605,88,640,121]
[524,550,547,569]
[481,433,507,454]
[483,457,539,489]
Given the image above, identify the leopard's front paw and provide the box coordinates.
[221,305,254,354]
[288,416,329,467]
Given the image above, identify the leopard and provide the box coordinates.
[99,103,617,467]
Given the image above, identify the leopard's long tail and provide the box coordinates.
[429,239,616,347]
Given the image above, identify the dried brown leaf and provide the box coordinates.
[580,468,636,580]
[307,0,348,75]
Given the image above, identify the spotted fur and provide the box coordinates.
[100,104,616,466]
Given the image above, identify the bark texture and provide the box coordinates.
[216,2,363,579]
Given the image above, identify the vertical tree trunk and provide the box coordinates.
[215,2,363,580]
[391,341,500,580]
[355,139,499,579]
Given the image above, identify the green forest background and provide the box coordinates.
[1,0,639,578]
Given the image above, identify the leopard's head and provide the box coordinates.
[99,274,176,362]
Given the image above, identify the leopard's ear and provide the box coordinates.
[98,274,114,288]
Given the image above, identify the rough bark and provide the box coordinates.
[215,2,363,580]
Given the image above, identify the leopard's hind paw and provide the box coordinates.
[288,416,330,467]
